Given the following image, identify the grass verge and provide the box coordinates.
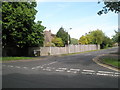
[101,57,120,68]
[61,47,113,56]
[2,57,37,61]
[61,49,100,56]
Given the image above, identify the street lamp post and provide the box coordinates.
[67,28,72,45]
[67,28,72,54]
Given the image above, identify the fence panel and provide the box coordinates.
[28,44,100,56]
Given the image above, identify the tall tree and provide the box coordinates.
[98,0,120,15]
[56,27,70,46]
[79,35,88,44]
[71,38,78,45]
[112,30,120,43]
[2,2,45,48]
[52,37,64,47]
[89,30,105,45]
[100,36,113,49]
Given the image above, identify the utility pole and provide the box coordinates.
[67,28,72,45]
[67,28,72,53]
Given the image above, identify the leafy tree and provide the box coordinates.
[71,38,78,45]
[52,37,64,47]
[100,36,113,49]
[112,30,120,43]
[79,29,113,49]
[79,35,88,44]
[89,30,105,45]
[2,2,45,48]
[85,33,93,44]
[27,21,46,47]
[98,0,120,15]
[56,27,70,46]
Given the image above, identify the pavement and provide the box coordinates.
[2,47,120,88]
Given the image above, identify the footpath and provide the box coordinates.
[93,53,120,72]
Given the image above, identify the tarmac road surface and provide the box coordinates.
[2,47,119,88]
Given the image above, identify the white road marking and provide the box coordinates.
[58,68,67,70]
[43,68,51,71]
[55,69,65,72]
[4,64,119,77]
[40,66,43,68]
[114,72,120,76]
[67,69,80,73]
[7,65,12,67]
[55,68,67,72]
[42,64,47,66]
[96,73,112,76]
[15,66,20,68]
[82,69,95,75]
[36,66,41,68]
[23,67,27,69]
[98,71,114,74]
[9,66,14,67]
[47,61,57,65]
[83,69,95,72]
[114,72,120,75]
[32,67,35,70]
[81,72,94,75]
[46,67,55,69]
[70,69,80,71]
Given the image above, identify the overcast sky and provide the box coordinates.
[35,1,118,39]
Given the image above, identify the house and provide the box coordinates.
[44,30,56,46]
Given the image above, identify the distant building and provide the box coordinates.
[44,30,56,46]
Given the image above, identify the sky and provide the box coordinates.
[35,1,118,39]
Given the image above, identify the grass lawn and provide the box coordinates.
[102,57,120,68]
[2,57,37,61]
[61,50,100,56]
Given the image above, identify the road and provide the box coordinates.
[2,47,119,88]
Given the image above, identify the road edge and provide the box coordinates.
[93,54,120,72]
